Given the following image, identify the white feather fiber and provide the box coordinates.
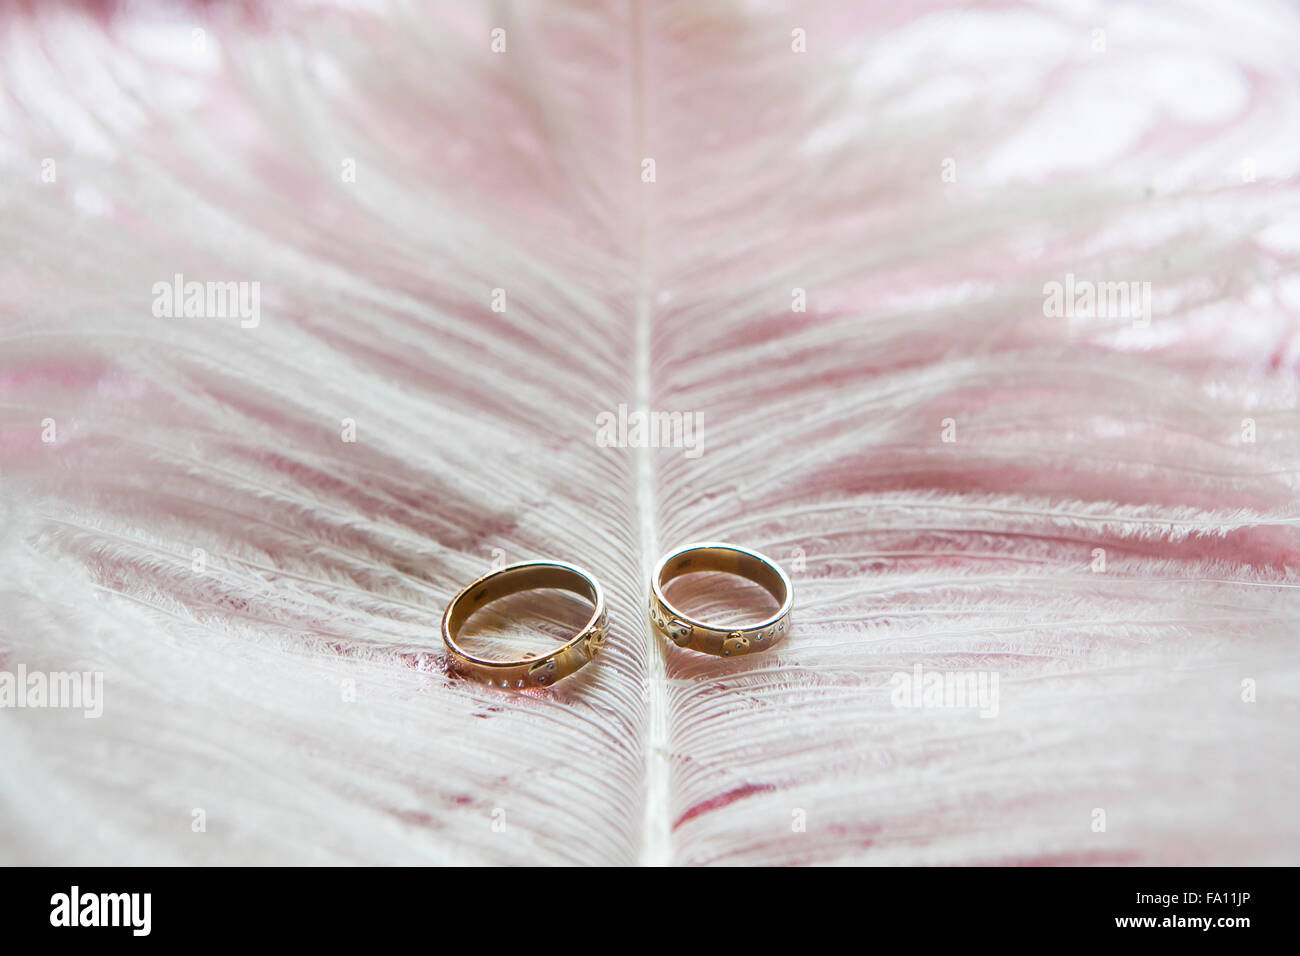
[1,0,1299,865]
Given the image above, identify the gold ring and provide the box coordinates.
[442,561,608,689]
[649,542,793,657]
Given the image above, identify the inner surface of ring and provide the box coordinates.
[448,565,598,658]
[657,547,787,614]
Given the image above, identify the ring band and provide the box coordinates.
[649,542,793,657]
[442,561,608,689]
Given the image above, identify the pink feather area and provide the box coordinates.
[0,0,1298,865]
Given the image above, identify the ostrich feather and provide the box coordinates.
[1,0,1299,866]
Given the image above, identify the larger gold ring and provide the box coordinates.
[442,561,608,689]
[649,542,793,657]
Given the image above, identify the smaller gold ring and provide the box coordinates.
[442,561,608,689]
[649,542,793,657]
